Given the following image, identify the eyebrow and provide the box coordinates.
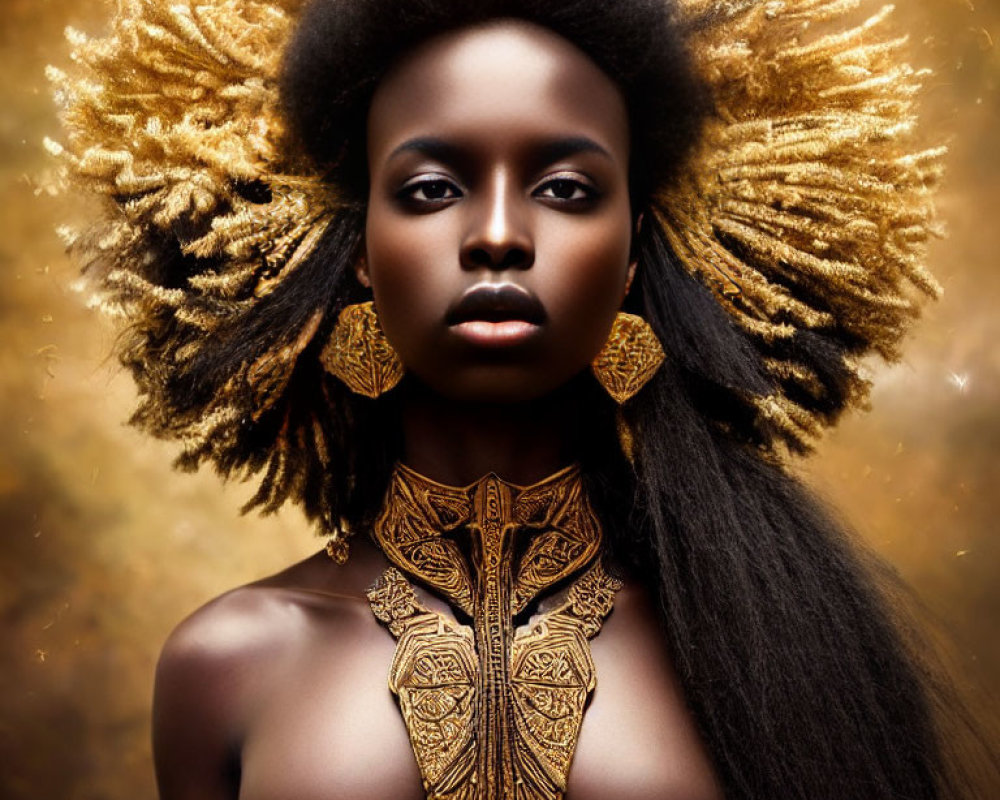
[387,137,463,164]
[534,137,614,165]
[386,135,614,165]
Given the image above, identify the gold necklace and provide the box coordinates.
[367,464,621,799]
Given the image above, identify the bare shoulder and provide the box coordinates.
[157,582,308,698]
[161,554,363,668]
[152,539,390,799]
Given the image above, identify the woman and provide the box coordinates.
[48,0,964,797]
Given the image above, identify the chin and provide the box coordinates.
[419,366,580,406]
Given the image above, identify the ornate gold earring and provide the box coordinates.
[320,301,404,398]
[591,312,665,404]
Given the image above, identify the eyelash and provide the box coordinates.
[396,173,599,207]
[534,177,596,203]
[398,176,461,204]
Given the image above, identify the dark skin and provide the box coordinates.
[153,21,722,800]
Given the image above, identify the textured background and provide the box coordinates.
[1,0,997,797]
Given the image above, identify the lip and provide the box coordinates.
[450,319,541,347]
[447,283,547,325]
[446,283,546,348]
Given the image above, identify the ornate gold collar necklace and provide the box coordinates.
[367,463,621,799]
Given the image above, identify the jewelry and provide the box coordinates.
[324,535,350,566]
[591,312,665,404]
[616,408,637,464]
[367,464,622,799]
[320,301,404,398]
[48,0,945,523]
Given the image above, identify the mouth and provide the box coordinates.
[446,283,546,348]
[447,283,547,325]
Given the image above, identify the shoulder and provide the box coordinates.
[152,547,386,797]
[156,546,382,706]
[156,584,303,697]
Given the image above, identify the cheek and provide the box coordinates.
[363,208,452,351]
[537,214,633,359]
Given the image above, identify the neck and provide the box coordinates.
[399,378,588,486]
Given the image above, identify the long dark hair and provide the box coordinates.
[165,0,968,796]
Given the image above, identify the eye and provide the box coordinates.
[534,175,598,204]
[397,176,462,205]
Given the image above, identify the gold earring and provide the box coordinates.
[320,301,404,398]
[325,534,350,565]
[591,312,665,404]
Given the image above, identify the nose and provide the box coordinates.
[460,172,534,271]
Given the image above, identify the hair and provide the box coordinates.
[160,0,967,796]
[280,0,708,205]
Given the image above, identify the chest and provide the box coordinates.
[237,587,720,800]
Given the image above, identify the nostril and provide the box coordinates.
[499,248,530,269]
[467,248,492,268]
[466,245,533,271]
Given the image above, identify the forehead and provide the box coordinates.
[367,20,629,162]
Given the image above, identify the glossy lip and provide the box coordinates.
[446,283,546,348]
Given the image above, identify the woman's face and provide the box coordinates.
[364,20,634,403]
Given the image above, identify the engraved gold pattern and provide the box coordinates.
[320,301,405,398]
[368,466,621,799]
[590,312,666,404]
[48,0,945,540]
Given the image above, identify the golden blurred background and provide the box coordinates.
[0,0,997,797]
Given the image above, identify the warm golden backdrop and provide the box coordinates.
[0,0,997,797]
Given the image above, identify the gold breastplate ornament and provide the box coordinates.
[367,464,621,800]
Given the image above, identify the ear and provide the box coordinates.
[623,260,637,300]
[354,254,372,289]
[623,212,644,300]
